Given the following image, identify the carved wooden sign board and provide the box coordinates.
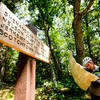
[0,2,49,63]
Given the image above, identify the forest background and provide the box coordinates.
[0,0,100,99]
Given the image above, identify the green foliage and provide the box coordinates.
[1,0,23,13]
[82,0,100,65]
[36,80,66,100]
[0,0,99,99]
[67,0,74,6]
[0,86,14,100]
[35,78,86,100]
[28,0,62,29]
[0,43,19,83]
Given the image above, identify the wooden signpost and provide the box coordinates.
[0,2,50,100]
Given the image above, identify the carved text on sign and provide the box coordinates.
[0,2,49,63]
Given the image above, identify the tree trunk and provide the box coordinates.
[43,21,62,78]
[73,0,85,65]
[50,64,57,87]
[73,0,95,64]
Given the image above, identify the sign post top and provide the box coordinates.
[0,2,50,63]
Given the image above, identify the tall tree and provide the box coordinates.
[72,0,95,64]
[28,0,63,78]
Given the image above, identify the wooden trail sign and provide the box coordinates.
[0,2,49,63]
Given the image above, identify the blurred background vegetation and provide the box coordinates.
[0,0,100,99]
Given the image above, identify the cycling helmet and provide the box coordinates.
[83,57,92,66]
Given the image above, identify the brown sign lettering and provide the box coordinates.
[0,2,49,63]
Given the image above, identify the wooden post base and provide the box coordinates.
[14,53,36,100]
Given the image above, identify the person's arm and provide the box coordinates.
[94,66,100,77]
[94,65,100,72]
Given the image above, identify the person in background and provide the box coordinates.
[83,57,100,76]
[83,57,100,100]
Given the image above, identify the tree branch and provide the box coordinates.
[80,0,95,16]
